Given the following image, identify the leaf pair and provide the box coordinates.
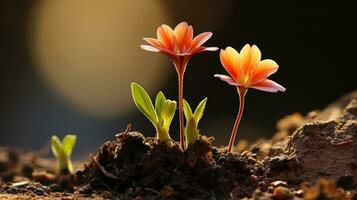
[51,134,77,173]
[183,98,207,147]
[131,83,176,144]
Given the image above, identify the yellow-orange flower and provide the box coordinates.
[215,44,286,93]
[215,44,285,152]
[141,22,218,73]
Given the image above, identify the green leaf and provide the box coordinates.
[183,99,193,120]
[62,134,77,156]
[155,91,166,119]
[51,135,63,158]
[185,118,199,146]
[131,83,158,125]
[161,100,177,130]
[193,98,207,123]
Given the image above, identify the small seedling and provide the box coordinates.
[215,44,286,152]
[51,134,77,173]
[131,82,176,145]
[141,22,218,149]
[183,98,207,147]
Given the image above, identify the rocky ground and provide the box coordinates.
[0,91,356,199]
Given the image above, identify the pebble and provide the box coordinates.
[271,180,288,187]
[49,183,62,192]
[273,186,293,200]
[11,181,29,188]
[33,187,46,195]
[294,189,304,198]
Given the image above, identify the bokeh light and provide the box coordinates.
[28,0,171,118]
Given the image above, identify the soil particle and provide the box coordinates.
[273,186,294,200]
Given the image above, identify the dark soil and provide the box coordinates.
[0,91,356,199]
[74,131,267,199]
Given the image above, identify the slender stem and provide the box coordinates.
[178,72,185,150]
[227,87,247,152]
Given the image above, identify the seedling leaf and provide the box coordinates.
[185,118,198,146]
[51,134,77,173]
[131,83,158,125]
[162,100,177,130]
[51,135,62,157]
[62,134,77,156]
[155,91,166,118]
[183,99,193,120]
[193,98,207,123]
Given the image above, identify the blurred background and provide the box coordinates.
[0,0,356,158]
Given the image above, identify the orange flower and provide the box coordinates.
[214,45,285,92]
[214,44,285,152]
[141,22,217,150]
[141,22,218,73]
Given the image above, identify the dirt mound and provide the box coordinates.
[1,92,357,199]
[267,92,357,188]
[75,132,267,199]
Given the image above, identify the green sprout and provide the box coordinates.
[51,134,77,173]
[131,82,176,146]
[183,98,207,147]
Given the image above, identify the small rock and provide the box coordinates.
[11,181,29,188]
[49,183,61,192]
[34,182,50,192]
[294,189,304,198]
[273,186,293,200]
[33,187,45,195]
[271,180,288,188]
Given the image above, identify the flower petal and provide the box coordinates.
[189,32,213,51]
[190,46,218,55]
[157,24,175,51]
[140,45,161,52]
[174,22,193,52]
[204,47,219,51]
[143,38,162,49]
[250,45,262,67]
[220,47,241,81]
[250,79,286,93]
[251,59,279,84]
[214,74,240,86]
[240,44,261,77]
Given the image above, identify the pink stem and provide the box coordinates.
[227,87,247,152]
[178,72,185,150]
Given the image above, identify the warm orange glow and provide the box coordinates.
[29,1,171,118]
[215,44,285,93]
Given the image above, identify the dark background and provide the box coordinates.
[0,1,356,158]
